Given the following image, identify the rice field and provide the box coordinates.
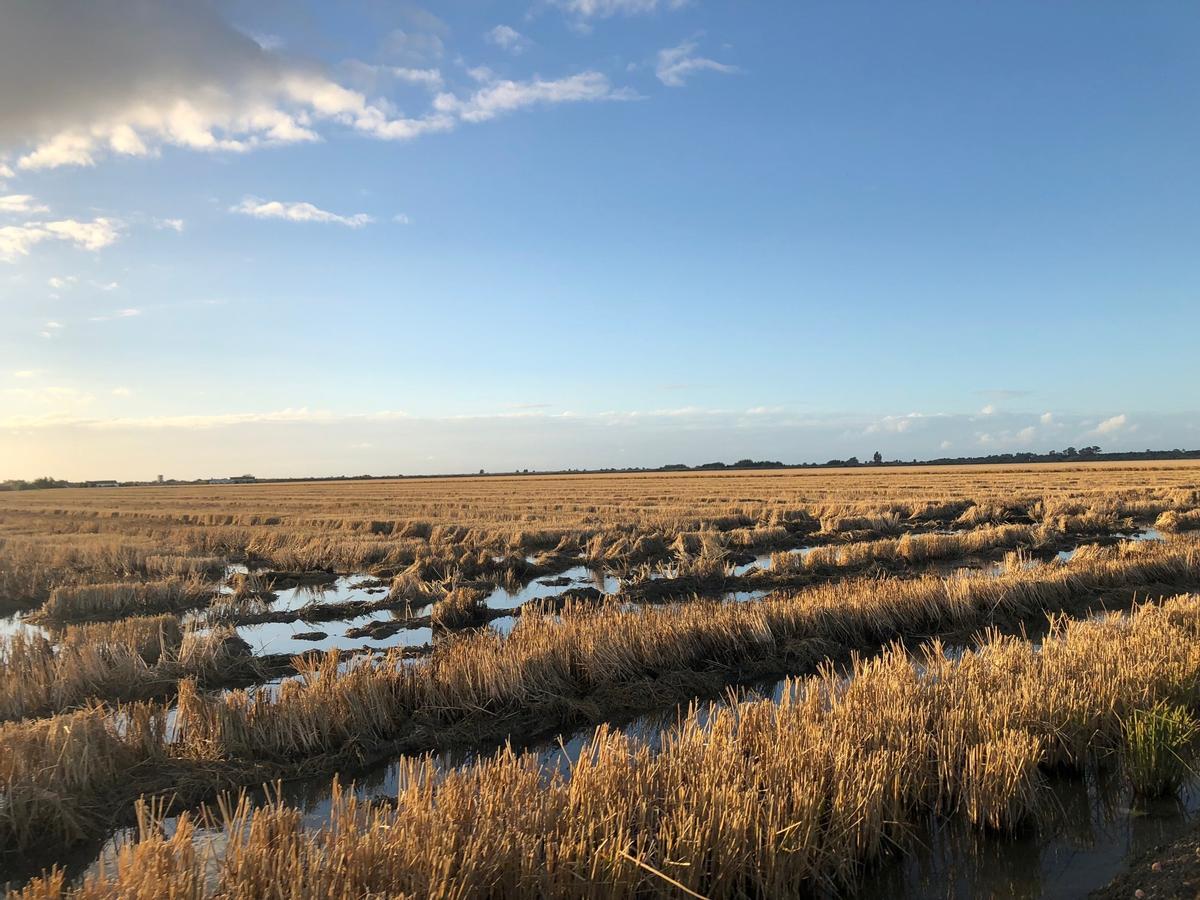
[3,461,1200,897]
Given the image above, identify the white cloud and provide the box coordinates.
[97,281,120,291]
[155,218,185,232]
[1040,412,1054,425]
[1094,414,1128,435]
[111,387,132,397]
[1017,426,1036,442]
[11,370,38,379]
[89,308,140,322]
[0,194,49,214]
[383,30,445,66]
[655,39,738,88]
[389,67,444,89]
[393,213,412,225]
[0,217,121,261]
[550,0,689,19]
[486,25,531,55]
[979,404,996,416]
[0,3,628,172]
[231,197,373,228]
[433,72,635,123]
[48,275,77,290]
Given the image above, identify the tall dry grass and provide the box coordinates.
[36,577,213,623]
[16,592,1200,899]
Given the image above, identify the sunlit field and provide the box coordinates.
[4,461,1200,897]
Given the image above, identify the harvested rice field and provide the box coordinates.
[5,461,1200,898]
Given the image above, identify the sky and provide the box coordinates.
[1,0,1198,481]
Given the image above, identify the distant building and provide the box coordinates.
[84,480,119,488]
[157,474,164,483]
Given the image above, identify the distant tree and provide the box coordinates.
[872,451,882,464]
[846,456,860,466]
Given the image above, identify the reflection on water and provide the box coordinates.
[860,773,1199,899]
[482,566,621,611]
[0,611,48,644]
[232,616,432,657]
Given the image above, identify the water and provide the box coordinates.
[0,611,49,644]
[860,776,1200,899]
[230,616,432,657]
[482,565,620,611]
[268,575,389,613]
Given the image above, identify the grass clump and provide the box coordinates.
[1123,700,1198,796]
[36,577,212,623]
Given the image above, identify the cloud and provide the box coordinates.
[393,213,412,225]
[1094,414,1128,435]
[1040,412,1055,425]
[111,387,132,397]
[979,404,996,416]
[486,25,531,55]
[11,370,38,379]
[0,2,631,172]
[433,72,635,123]
[549,0,689,20]
[0,194,49,214]
[89,308,141,322]
[3,404,1194,480]
[383,29,445,65]
[0,217,121,261]
[231,198,373,228]
[1016,426,1036,442]
[656,39,738,88]
[155,218,185,232]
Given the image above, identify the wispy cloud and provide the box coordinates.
[433,72,636,123]
[0,2,636,172]
[656,39,739,87]
[89,308,140,322]
[0,194,50,214]
[549,0,689,21]
[0,217,121,262]
[485,25,531,55]
[231,198,373,228]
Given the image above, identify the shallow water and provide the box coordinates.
[230,616,432,657]
[0,611,49,644]
[860,776,1200,899]
[482,565,621,611]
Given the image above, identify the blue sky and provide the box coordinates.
[1,1,1197,479]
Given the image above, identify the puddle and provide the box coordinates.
[488,616,517,636]
[482,565,619,611]
[268,575,388,613]
[860,776,1200,899]
[723,589,769,603]
[0,611,49,644]
[223,616,431,657]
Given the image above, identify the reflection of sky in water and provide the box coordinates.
[269,575,389,613]
[0,612,49,644]
[233,617,431,657]
[482,566,620,610]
